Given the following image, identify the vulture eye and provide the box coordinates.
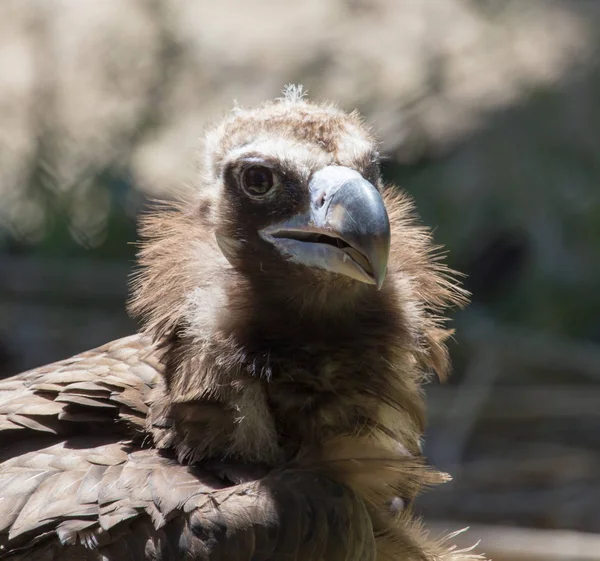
[242,165,275,197]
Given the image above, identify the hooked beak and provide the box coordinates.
[260,166,391,289]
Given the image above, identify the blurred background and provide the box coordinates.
[1,0,599,558]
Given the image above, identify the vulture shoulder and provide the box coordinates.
[0,334,158,449]
[0,337,376,560]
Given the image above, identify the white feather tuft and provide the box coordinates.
[279,83,307,103]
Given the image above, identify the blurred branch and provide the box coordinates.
[427,521,600,561]
[427,346,501,470]
[427,386,600,421]
[427,307,600,470]
[0,255,129,302]
[459,308,600,381]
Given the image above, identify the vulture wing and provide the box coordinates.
[0,336,376,560]
[0,334,158,447]
[0,441,374,561]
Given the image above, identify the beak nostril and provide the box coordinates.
[315,191,326,208]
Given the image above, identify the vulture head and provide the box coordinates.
[129,86,467,469]
[211,94,390,302]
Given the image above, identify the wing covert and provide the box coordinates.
[0,335,162,452]
[0,438,376,561]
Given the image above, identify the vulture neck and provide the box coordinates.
[151,270,427,466]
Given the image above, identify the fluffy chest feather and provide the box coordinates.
[149,334,424,470]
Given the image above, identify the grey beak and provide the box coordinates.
[260,166,391,288]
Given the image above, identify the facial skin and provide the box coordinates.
[217,158,390,284]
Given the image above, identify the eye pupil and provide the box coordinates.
[243,166,274,196]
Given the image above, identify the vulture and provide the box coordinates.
[0,87,483,560]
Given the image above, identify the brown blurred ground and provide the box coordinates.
[1,0,600,554]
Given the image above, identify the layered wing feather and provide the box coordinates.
[0,438,375,560]
[0,334,160,448]
[0,337,377,560]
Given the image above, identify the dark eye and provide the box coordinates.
[242,165,274,197]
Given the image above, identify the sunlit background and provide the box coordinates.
[2,1,600,558]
